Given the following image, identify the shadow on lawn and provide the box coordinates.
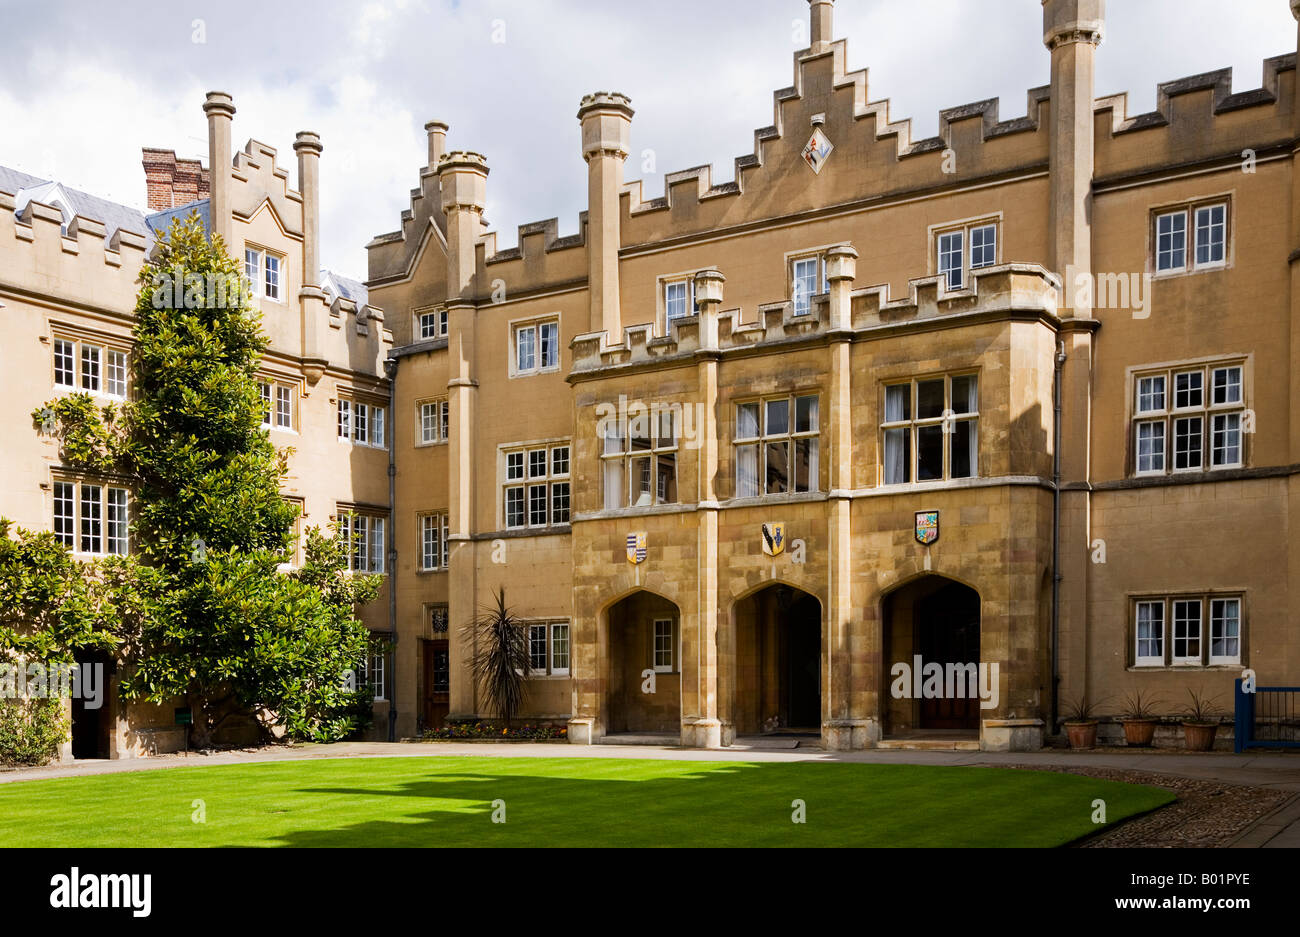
[267,761,1166,848]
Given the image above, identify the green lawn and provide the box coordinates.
[0,756,1173,847]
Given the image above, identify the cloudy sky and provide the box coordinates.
[0,0,1293,280]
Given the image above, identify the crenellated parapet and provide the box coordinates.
[485,214,587,265]
[0,188,150,314]
[1096,54,1296,136]
[1093,54,1297,183]
[569,263,1062,378]
[228,139,305,237]
[851,263,1060,330]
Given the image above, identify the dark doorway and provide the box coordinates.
[734,585,822,734]
[883,577,981,734]
[70,652,114,759]
[917,583,980,729]
[785,592,821,728]
[423,640,450,731]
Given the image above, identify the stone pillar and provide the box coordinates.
[1043,0,1102,737]
[1043,0,1103,310]
[577,93,633,344]
[293,131,328,374]
[822,245,866,749]
[202,91,235,245]
[684,269,724,748]
[808,0,834,53]
[439,151,489,720]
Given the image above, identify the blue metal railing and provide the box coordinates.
[1234,678,1300,753]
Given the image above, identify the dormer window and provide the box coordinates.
[789,253,829,317]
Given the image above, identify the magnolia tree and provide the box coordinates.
[24,214,379,745]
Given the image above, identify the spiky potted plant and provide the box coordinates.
[1180,687,1222,752]
[461,588,532,732]
[1119,689,1161,747]
[1062,696,1104,749]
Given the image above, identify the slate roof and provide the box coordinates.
[321,269,368,306]
[0,163,154,244]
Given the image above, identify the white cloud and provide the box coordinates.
[0,0,1293,280]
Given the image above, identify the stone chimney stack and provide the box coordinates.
[577,92,633,343]
[425,120,449,169]
[202,91,235,244]
[809,0,835,53]
[1042,0,1103,313]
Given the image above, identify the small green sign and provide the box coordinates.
[174,707,193,726]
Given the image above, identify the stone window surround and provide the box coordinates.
[927,212,1002,291]
[1150,194,1232,277]
[1128,592,1245,669]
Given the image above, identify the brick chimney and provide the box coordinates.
[142,148,211,211]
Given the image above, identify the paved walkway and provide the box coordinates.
[4,741,1299,845]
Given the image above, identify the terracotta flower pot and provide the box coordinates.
[1065,720,1098,749]
[1183,722,1218,752]
[1122,718,1158,747]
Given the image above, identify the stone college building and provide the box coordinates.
[4,0,1300,756]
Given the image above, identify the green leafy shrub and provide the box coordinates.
[0,698,68,766]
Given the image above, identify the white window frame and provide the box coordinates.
[364,634,388,701]
[53,337,128,400]
[1171,599,1203,665]
[660,274,698,331]
[244,246,286,302]
[526,621,570,677]
[53,480,129,557]
[258,380,296,432]
[416,307,449,341]
[653,618,675,673]
[1209,598,1242,666]
[1153,200,1229,276]
[502,441,571,530]
[417,398,450,446]
[1133,594,1245,668]
[1134,600,1164,667]
[932,218,999,291]
[1130,360,1246,477]
[510,317,561,378]
[337,398,388,449]
[419,512,450,572]
[789,253,828,317]
[338,511,387,575]
[879,375,979,486]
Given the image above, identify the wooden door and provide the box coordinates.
[423,640,450,731]
[917,585,980,730]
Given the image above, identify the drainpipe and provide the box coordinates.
[1051,340,1067,736]
[383,355,399,742]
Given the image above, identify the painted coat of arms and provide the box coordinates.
[761,522,786,557]
[626,532,648,565]
[914,511,939,545]
[801,127,834,174]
